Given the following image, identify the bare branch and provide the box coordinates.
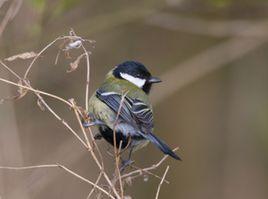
[0,0,22,37]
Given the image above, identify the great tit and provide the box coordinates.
[85,61,181,163]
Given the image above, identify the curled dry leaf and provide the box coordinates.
[67,53,86,73]
[63,40,82,51]
[37,99,46,111]
[16,79,28,100]
[0,79,28,103]
[4,51,37,62]
[124,196,132,199]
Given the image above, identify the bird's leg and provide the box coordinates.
[120,147,134,173]
[83,120,106,127]
[82,113,106,127]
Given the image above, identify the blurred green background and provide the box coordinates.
[1,0,268,198]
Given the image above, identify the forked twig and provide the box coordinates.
[121,147,179,180]
[87,172,103,199]
[155,166,170,199]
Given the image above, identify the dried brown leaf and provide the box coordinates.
[63,40,82,51]
[67,53,86,73]
[16,79,28,100]
[5,51,37,62]
[0,79,28,103]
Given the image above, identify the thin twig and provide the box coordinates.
[0,164,59,170]
[85,127,104,166]
[87,172,103,199]
[31,91,88,149]
[81,44,90,111]
[23,35,82,79]
[129,165,169,184]
[155,166,170,199]
[121,147,178,180]
[112,92,128,198]
[70,99,92,150]
[0,0,22,37]
[0,164,114,199]
[0,77,72,107]
[0,60,21,79]
[0,63,88,148]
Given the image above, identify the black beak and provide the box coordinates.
[148,76,162,83]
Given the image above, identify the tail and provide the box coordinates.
[146,133,181,160]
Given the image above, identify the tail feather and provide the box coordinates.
[146,133,181,160]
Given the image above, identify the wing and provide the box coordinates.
[131,98,153,133]
[96,89,153,134]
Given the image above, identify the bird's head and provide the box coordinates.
[112,61,161,94]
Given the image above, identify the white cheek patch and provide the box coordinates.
[120,73,146,88]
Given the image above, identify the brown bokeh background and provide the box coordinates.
[1,0,268,198]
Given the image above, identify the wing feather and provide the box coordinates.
[96,89,153,134]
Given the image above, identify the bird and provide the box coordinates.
[84,61,181,167]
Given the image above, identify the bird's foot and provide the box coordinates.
[94,133,103,140]
[82,113,106,127]
[83,119,106,127]
[120,159,134,173]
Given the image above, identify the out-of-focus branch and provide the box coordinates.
[151,22,268,104]
[146,13,268,38]
[0,0,22,37]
